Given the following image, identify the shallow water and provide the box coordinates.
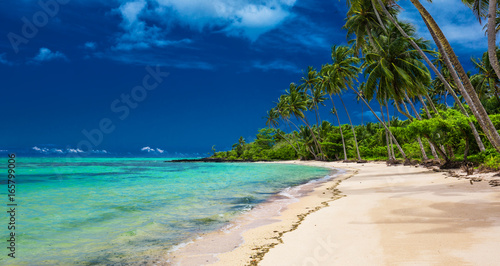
[2,157,331,265]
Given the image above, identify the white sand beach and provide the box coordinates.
[168,161,500,265]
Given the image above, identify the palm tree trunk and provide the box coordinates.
[370,0,388,34]
[418,94,434,118]
[409,0,500,152]
[420,15,487,152]
[417,94,440,159]
[285,118,318,159]
[313,104,322,140]
[416,137,428,160]
[299,115,324,161]
[403,94,433,160]
[339,95,362,161]
[424,133,450,162]
[366,25,378,50]
[330,94,347,161]
[398,98,428,160]
[374,0,489,152]
[380,102,392,160]
[488,0,500,79]
[386,99,396,159]
[272,126,301,157]
[350,87,407,160]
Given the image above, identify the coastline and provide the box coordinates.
[165,161,349,265]
[166,161,500,265]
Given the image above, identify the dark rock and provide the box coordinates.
[440,160,465,169]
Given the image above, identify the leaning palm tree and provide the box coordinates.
[461,0,500,87]
[264,108,301,156]
[471,50,500,102]
[431,53,486,151]
[344,0,389,54]
[370,0,500,152]
[299,67,325,128]
[322,45,363,161]
[318,72,348,161]
[327,45,408,160]
[362,22,432,160]
[282,84,325,160]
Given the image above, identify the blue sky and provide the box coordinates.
[0,0,491,156]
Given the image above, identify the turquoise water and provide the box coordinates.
[1,157,332,265]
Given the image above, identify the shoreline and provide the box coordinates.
[165,161,351,265]
[166,160,500,265]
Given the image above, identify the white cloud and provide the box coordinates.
[225,3,292,40]
[32,48,68,62]
[397,0,487,53]
[355,110,382,122]
[113,0,297,50]
[32,146,108,154]
[66,148,84,153]
[84,42,98,50]
[141,146,165,153]
[32,146,48,153]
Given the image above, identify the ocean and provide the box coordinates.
[2,157,333,265]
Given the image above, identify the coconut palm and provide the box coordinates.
[371,0,500,152]
[361,22,433,159]
[344,0,389,53]
[318,72,348,161]
[471,50,500,102]
[299,67,325,128]
[461,0,500,87]
[322,45,363,161]
[281,83,325,160]
[327,43,408,160]
[264,108,301,156]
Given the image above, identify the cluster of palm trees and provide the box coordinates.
[264,0,500,162]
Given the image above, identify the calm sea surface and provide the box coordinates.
[2,157,332,265]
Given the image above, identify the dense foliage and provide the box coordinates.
[213,0,500,170]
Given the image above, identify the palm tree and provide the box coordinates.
[318,71,348,161]
[299,67,325,128]
[372,0,500,152]
[264,108,301,156]
[361,22,432,159]
[322,45,363,161]
[282,83,325,160]
[471,50,500,102]
[344,0,389,54]
[378,97,394,160]
[486,0,500,81]
[352,85,408,160]
[431,52,486,151]
[327,44,408,160]
[232,136,246,157]
[461,0,500,87]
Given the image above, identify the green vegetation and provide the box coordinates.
[213,0,500,170]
